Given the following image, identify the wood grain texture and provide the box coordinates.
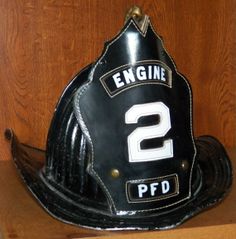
[0,0,235,160]
[87,225,236,239]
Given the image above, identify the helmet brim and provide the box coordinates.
[6,129,232,230]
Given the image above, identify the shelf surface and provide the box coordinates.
[0,148,235,239]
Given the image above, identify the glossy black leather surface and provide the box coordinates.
[45,65,109,210]
[8,130,232,229]
[74,19,196,214]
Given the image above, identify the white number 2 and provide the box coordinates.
[125,102,173,163]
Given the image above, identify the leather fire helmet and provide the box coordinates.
[6,7,232,230]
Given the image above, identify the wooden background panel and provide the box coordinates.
[0,0,235,160]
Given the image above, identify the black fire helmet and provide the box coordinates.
[6,7,232,230]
